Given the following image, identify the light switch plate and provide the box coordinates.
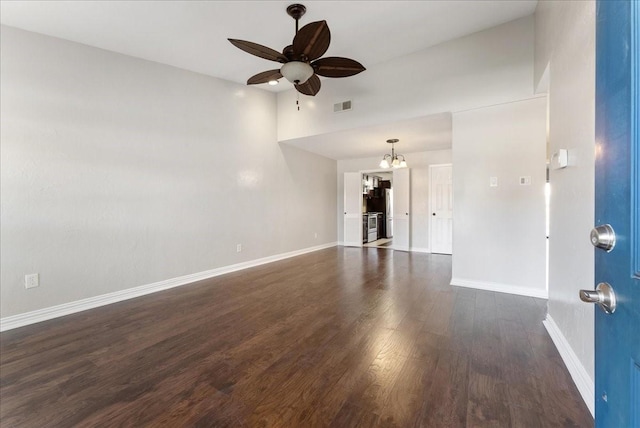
[489,177,498,187]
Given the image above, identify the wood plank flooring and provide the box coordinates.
[0,248,593,427]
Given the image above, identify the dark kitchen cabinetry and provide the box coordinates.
[363,216,368,243]
[366,193,385,213]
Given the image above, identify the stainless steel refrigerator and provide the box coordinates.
[385,189,393,238]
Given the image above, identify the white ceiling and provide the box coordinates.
[0,1,537,160]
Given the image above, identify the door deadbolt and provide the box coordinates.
[579,282,616,314]
[590,224,615,252]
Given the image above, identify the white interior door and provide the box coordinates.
[430,164,453,254]
[392,168,410,251]
[343,172,362,247]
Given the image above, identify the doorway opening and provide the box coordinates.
[362,171,393,248]
[343,168,409,250]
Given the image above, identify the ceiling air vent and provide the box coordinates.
[334,100,352,113]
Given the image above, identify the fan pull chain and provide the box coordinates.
[296,92,300,111]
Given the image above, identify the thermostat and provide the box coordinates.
[551,149,568,169]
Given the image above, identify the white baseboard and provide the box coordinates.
[450,277,548,299]
[543,315,595,417]
[410,247,431,253]
[0,242,338,332]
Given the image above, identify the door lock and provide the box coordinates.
[590,224,615,252]
[579,282,616,314]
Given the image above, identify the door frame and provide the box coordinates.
[360,169,394,249]
[360,168,393,250]
[345,168,408,250]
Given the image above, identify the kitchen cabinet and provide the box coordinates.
[363,216,368,243]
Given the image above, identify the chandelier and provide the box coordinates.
[379,139,407,169]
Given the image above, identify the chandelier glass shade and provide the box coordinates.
[280,61,314,84]
[379,139,407,169]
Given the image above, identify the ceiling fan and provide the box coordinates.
[228,3,365,96]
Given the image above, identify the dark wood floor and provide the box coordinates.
[1,248,593,427]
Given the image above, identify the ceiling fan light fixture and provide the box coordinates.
[280,61,314,84]
[229,4,365,97]
[268,79,279,86]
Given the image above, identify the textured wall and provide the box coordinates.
[0,26,337,318]
[452,97,547,297]
[535,0,596,380]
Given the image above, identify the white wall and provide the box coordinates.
[277,16,535,142]
[0,25,337,318]
[337,150,452,251]
[451,97,547,298]
[535,0,596,391]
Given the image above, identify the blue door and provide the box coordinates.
[593,1,640,426]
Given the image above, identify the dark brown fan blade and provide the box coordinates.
[228,39,288,63]
[247,69,283,85]
[292,21,331,61]
[312,57,366,78]
[295,74,321,96]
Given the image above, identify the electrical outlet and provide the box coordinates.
[237,244,242,253]
[25,273,39,289]
[489,176,498,187]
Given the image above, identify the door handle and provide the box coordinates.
[590,224,615,252]
[579,282,616,314]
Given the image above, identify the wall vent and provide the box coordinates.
[334,100,352,113]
